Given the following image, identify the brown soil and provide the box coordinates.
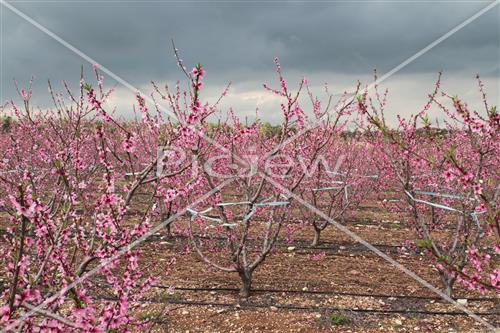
[128,204,499,333]
[2,200,498,333]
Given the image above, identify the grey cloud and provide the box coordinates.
[0,1,498,121]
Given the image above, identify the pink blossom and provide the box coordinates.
[473,183,482,195]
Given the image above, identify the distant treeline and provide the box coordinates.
[0,115,453,138]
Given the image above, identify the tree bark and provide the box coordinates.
[165,223,171,237]
[9,195,28,313]
[440,272,455,298]
[239,270,253,298]
[311,227,321,247]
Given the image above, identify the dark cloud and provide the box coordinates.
[0,1,498,121]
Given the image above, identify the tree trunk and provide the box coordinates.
[239,270,253,298]
[311,227,321,247]
[165,223,171,237]
[444,283,452,298]
[440,272,455,298]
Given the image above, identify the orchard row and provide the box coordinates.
[0,58,498,332]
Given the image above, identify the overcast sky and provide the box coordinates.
[0,0,499,124]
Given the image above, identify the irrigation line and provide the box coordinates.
[2,282,497,304]
[119,209,463,230]
[0,227,407,253]
[146,233,403,248]
[143,234,411,255]
[99,296,500,317]
[153,285,499,302]
[165,300,500,317]
[145,234,496,256]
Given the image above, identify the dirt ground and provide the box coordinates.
[1,198,498,332]
[125,201,499,333]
